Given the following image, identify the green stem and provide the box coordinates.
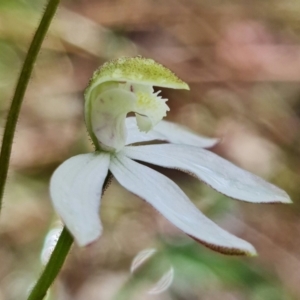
[0,0,61,213]
[27,227,73,300]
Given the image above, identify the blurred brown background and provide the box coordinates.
[1,0,300,299]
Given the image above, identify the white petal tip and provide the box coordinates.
[261,194,292,204]
[76,228,102,247]
[205,138,220,148]
[248,250,258,257]
[282,196,293,204]
[278,199,292,204]
[243,245,258,257]
[183,83,190,90]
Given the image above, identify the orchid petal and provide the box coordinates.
[154,119,219,148]
[50,152,110,246]
[110,154,256,256]
[123,144,291,203]
[125,117,219,148]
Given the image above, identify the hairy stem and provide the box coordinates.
[0,0,61,212]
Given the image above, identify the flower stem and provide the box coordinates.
[0,0,61,213]
[27,227,73,300]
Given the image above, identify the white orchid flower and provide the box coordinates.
[50,57,291,256]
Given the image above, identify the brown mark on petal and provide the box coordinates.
[102,172,113,196]
[187,235,250,256]
[174,167,199,179]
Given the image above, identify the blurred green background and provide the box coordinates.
[1,0,300,299]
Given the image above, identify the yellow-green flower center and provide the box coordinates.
[84,57,189,152]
